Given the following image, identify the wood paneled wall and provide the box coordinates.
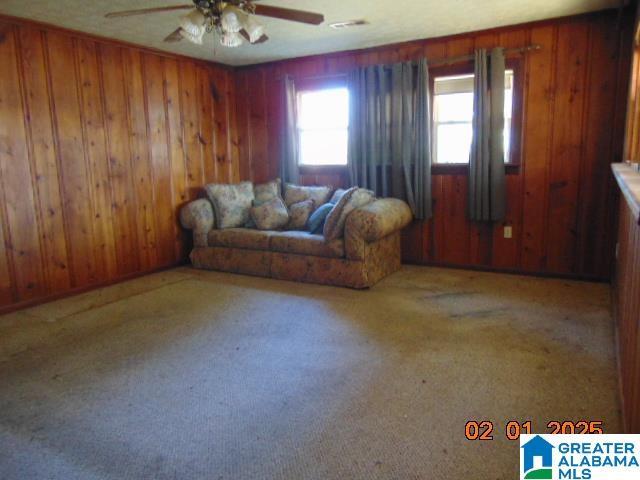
[614,195,640,433]
[624,7,640,162]
[0,17,238,311]
[234,9,634,280]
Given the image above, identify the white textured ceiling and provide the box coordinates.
[0,0,621,66]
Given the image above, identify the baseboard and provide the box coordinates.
[401,260,611,283]
[0,261,188,316]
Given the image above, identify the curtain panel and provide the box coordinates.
[280,75,300,184]
[468,48,507,222]
[347,59,432,220]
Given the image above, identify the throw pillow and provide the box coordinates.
[250,197,289,230]
[329,188,347,204]
[253,178,282,206]
[204,181,254,229]
[307,202,334,234]
[283,184,332,210]
[323,187,376,241]
[286,199,315,231]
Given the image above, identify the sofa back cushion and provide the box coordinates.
[286,199,315,230]
[205,181,254,229]
[283,184,332,210]
[253,178,282,206]
[250,197,289,230]
[323,187,375,241]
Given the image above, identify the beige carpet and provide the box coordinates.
[0,266,621,479]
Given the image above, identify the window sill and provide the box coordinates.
[299,164,348,174]
[432,163,521,175]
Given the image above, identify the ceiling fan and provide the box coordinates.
[105,1,324,48]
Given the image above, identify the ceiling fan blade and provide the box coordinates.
[105,5,193,19]
[253,5,324,25]
[164,29,184,43]
[239,29,269,44]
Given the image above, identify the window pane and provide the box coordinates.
[504,124,511,161]
[299,129,348,166]
[298,88,349,129]
[435,92,474,122]
[436,123,472,164]
[434,70,515,164]
[504,88,513,120]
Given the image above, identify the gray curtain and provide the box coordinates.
[468,48,506,222]
[280,75,299,183]
[348,58,432,219]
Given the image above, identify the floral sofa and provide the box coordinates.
[180,181,413,289]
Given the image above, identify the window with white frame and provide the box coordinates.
[297,87,349,166]
[433,70,514,164]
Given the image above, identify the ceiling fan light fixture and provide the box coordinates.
[221,6,244,33]
[220,31,244,48]
[242,15,265,44]
[179,9,206,44]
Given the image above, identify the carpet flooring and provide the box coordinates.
[0,266,621,479]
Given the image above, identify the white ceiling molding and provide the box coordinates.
[0,0,621,66]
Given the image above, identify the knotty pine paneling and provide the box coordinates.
[614,197,640,433]
[234,9,634,280]
[0,18,237,311]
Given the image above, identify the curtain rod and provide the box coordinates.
[291,44,542,81]
[429,44,542,66]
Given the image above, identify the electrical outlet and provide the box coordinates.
[504,226,512,239]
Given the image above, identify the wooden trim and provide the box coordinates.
[0,261,187,316]
[294,74,348,89]
[298,164,348,175]
[612,162,640,222]
[402,259,609,282]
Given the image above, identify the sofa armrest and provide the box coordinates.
[344,198,413,260]
[179,199,215,247]
[346,198,413,242]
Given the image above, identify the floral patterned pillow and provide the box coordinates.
[250,197,289,230]
[286,199,315,231]
[253,178,282,206]
[283,184,332,211]
[204,181,254,229]
[323,187,375,241]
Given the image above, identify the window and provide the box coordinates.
[433,70,514,164]
[297,87,349,166]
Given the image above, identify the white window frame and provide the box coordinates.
[432,70,514,165]
[296,86,350,167]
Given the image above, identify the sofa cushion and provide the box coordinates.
[250,197,289,230]
[283,184,332,210]
[329,188,347,204]
[323,187,376,241]
[253,178,282,206]
[307,202,334,234]
[269,231,345,258]
[208,228,274,251]
[204,181,254,229]
[286,199,315,230]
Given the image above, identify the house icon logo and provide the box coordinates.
[521,435,554,479]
